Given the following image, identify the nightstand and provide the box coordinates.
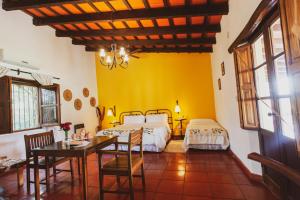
[109,121,121,127]
[175,118,187,139]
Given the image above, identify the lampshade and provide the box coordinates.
[175,100,181,113]
[107,108,114,116]
[175,105,181,113]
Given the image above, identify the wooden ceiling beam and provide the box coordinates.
[56,24,221,37]
[86,46,213,53]
[72,38,216,46]
[33,3,229,26]
[2,0,113,11]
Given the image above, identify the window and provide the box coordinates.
[270,19,295,139]
[234,15,296,139]
[40,87,60,125]
[0,77,61,133]
[12,83,39,131]
[252,35,274,132]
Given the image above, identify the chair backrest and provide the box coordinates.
[74,123,85,134]
[24,131,55,159]
[128,128,143,149]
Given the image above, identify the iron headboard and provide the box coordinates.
[144,109,173,131]
[119,111,144,124]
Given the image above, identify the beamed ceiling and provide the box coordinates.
[2,0,229,53]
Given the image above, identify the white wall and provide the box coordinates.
[0,6,98,159]
[211,0,263,174]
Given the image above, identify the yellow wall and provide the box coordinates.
[95,53,216,129]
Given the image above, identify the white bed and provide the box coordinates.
[183,119,229,150]
[97,113,172,152]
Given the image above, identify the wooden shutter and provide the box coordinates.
[40,84,61,126]
[234,44,259,130]
[280,0,300,152]
[0,76,12,134]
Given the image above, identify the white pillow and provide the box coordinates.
[124,115,145,125]
[146,114,168,124]
[190,119,216,125]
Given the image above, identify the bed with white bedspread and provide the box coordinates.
[97,111,172,152]
[183,119,229,150]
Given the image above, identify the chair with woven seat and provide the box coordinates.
[24,130,74,193]
[97,128,145,200]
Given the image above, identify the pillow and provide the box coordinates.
[146,114,168,124]
[124,115,145,125]
[190,119,216,125]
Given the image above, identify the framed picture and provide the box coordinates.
[218,78,222,90]
[221,62,225,76]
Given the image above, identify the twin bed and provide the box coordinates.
[96,109,173,152]
[96,109,229,152]
[183,119,229,150]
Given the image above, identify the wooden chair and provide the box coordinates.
[24,131,74,193]
[74,123,85,175]
[97,128,145,200]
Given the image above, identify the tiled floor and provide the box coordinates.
[0,150,278,200]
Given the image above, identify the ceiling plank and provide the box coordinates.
[73,37,216,46]
[86,46,213,53]
[33,4,229,26]
[2,0,114,11]
[56,24,221,37]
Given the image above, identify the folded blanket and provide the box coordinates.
[101,128,154,136]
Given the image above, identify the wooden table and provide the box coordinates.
[175,118,187,138]
[32,136,117,200]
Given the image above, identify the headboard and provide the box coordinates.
[119,111,144,124]
[145,109,173,131]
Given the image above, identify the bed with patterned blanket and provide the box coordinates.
[183,119,229,150]
[97,113,171,152]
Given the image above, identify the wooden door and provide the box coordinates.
[279,0,300,198]
[0,76,12,134]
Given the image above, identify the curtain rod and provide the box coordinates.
[10,68,60,80]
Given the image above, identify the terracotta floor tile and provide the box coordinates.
[162,170,185,181]
[157,180,184,194]
[185,172,208,182]
[211,183,244,199]
[134,192,156,200]
[207,173,236,184]
[184,182,212,197]
[165,163,186,171]
[232,174,252,185]
[182,196,213,200]
[154,193,182,200]
[186,163,207,172]
[240,185,278,200]
[0,151,278,200]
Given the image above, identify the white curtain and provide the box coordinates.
[31,72,53,86]
[0,66,10,78]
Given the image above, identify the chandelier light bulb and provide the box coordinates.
[124,54,129,63]
[119,47,126,56]
[99,49,106,58]
[106,56,112,64]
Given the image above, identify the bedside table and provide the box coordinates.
[175,118,187,139]
[110,121,121,127]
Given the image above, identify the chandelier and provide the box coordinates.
[98,43,129,70]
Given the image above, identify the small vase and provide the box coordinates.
[64,130,69,141]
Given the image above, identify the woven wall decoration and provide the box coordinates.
[63,89,72,102]
[83,88,89,97]
[90,97,96,107]
[74,99,82,111]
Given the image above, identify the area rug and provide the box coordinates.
[164,140,186,153]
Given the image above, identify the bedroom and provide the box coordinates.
[0,0,299,200]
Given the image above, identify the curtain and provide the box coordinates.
[31,72,53,86]
[0,66,10,78]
